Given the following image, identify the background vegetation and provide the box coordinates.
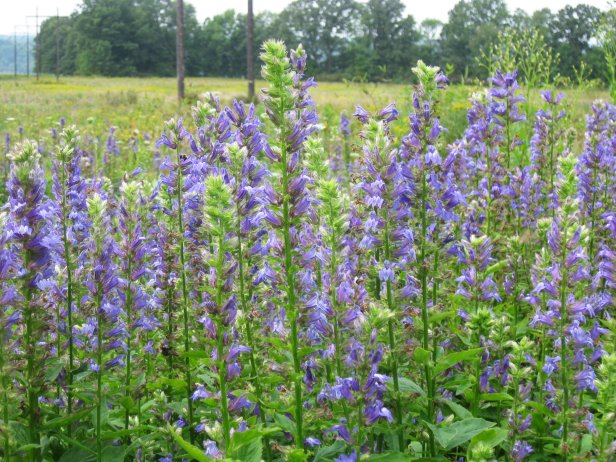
[0,0,612,84]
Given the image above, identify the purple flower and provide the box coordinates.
[334,451,357,462]
[511,440,533,461]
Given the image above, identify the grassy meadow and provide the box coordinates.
[1,74,611,161]
[2,50,616,461]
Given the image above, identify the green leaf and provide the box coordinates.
[42,407,95,430]
[54,433,97,456]
[396,377,426,397]
[478,393,513,402]
[580,433,593,453]
[231,435,261,462]
[414,347,431,365]
[58,447,97,462]
[44,358,65,383]
[169,428,213,462]
[158,378,187,391]
[274,413,296,435]
[16,443,42,451]
[101,445,126,462]
[434,348,484,374]
[116,396,135,412]
[180,350,212,360]
[91,397,108,429]
[229,427,278,461]
[426,418,496,450]
[467,427,508,456]
[368,452,413,461]
[288,448,310,462]
[440,399,473,420]
[485,260,507,275]
[313,440,347,462]
[102,428,143,439]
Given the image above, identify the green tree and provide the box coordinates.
[359,0,419,80]
[441,0,509,78]
[548,4,602,80]
[199,10,246,77]
[272,0,363,75]
[418,18,444,69]
[36,17,74,75]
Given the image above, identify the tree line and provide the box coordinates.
[34,0,611,83]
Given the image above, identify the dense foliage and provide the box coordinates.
[1,40,615,462]
[23,0,614,84]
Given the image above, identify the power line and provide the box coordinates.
[26,7,67,81]
[13,25,33,77]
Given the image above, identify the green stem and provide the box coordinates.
[124,247,133,437]
[60,159,75,435]
[1,329,10,462]
[175,144,194,440]
[96,291,103,462]
[236,205,271,460]
[216,324,230,453]
[419,168,436,457]
[279,97,303,450]
[559,224,569,461]
[24,253,41,462]
[548,130,556,219]
[486,147,492,237]
[588,166,598,275]
[213,203,230,449]
[471,294,481,416]
[165,285,174,376]
[382,218,403,450]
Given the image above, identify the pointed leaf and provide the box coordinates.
[434,348,484,374]
[395,377,426,397]
[426,418,495,450]
[169,428,213,462]
[313,440,347,462]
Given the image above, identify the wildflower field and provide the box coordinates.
[0,40,615,462]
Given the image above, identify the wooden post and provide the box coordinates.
[56,8,60,81]
[247,0,255,101]
[26,32,30,77]
[36,8,40,81]
[176,0,185,101]
[14,29,17,78]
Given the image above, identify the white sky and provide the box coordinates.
[0,0,612,35]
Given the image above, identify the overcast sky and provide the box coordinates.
[1,0,612,35]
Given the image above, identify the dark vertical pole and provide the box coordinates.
[247,0,255,101]
[26,32,30,77]
[14,29,17,78]
[36,8,40,81]
[56,8,60,81]
[176,0,185,101]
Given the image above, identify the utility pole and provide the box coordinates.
[14,28,17,79]
[27,9,66,81]
[247,0,255,101]
[176,0,185,101]
[14,25,32,77]
[36,9,39,80]
[56,9,60,81]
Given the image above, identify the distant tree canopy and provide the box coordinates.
[33,0,610,83]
